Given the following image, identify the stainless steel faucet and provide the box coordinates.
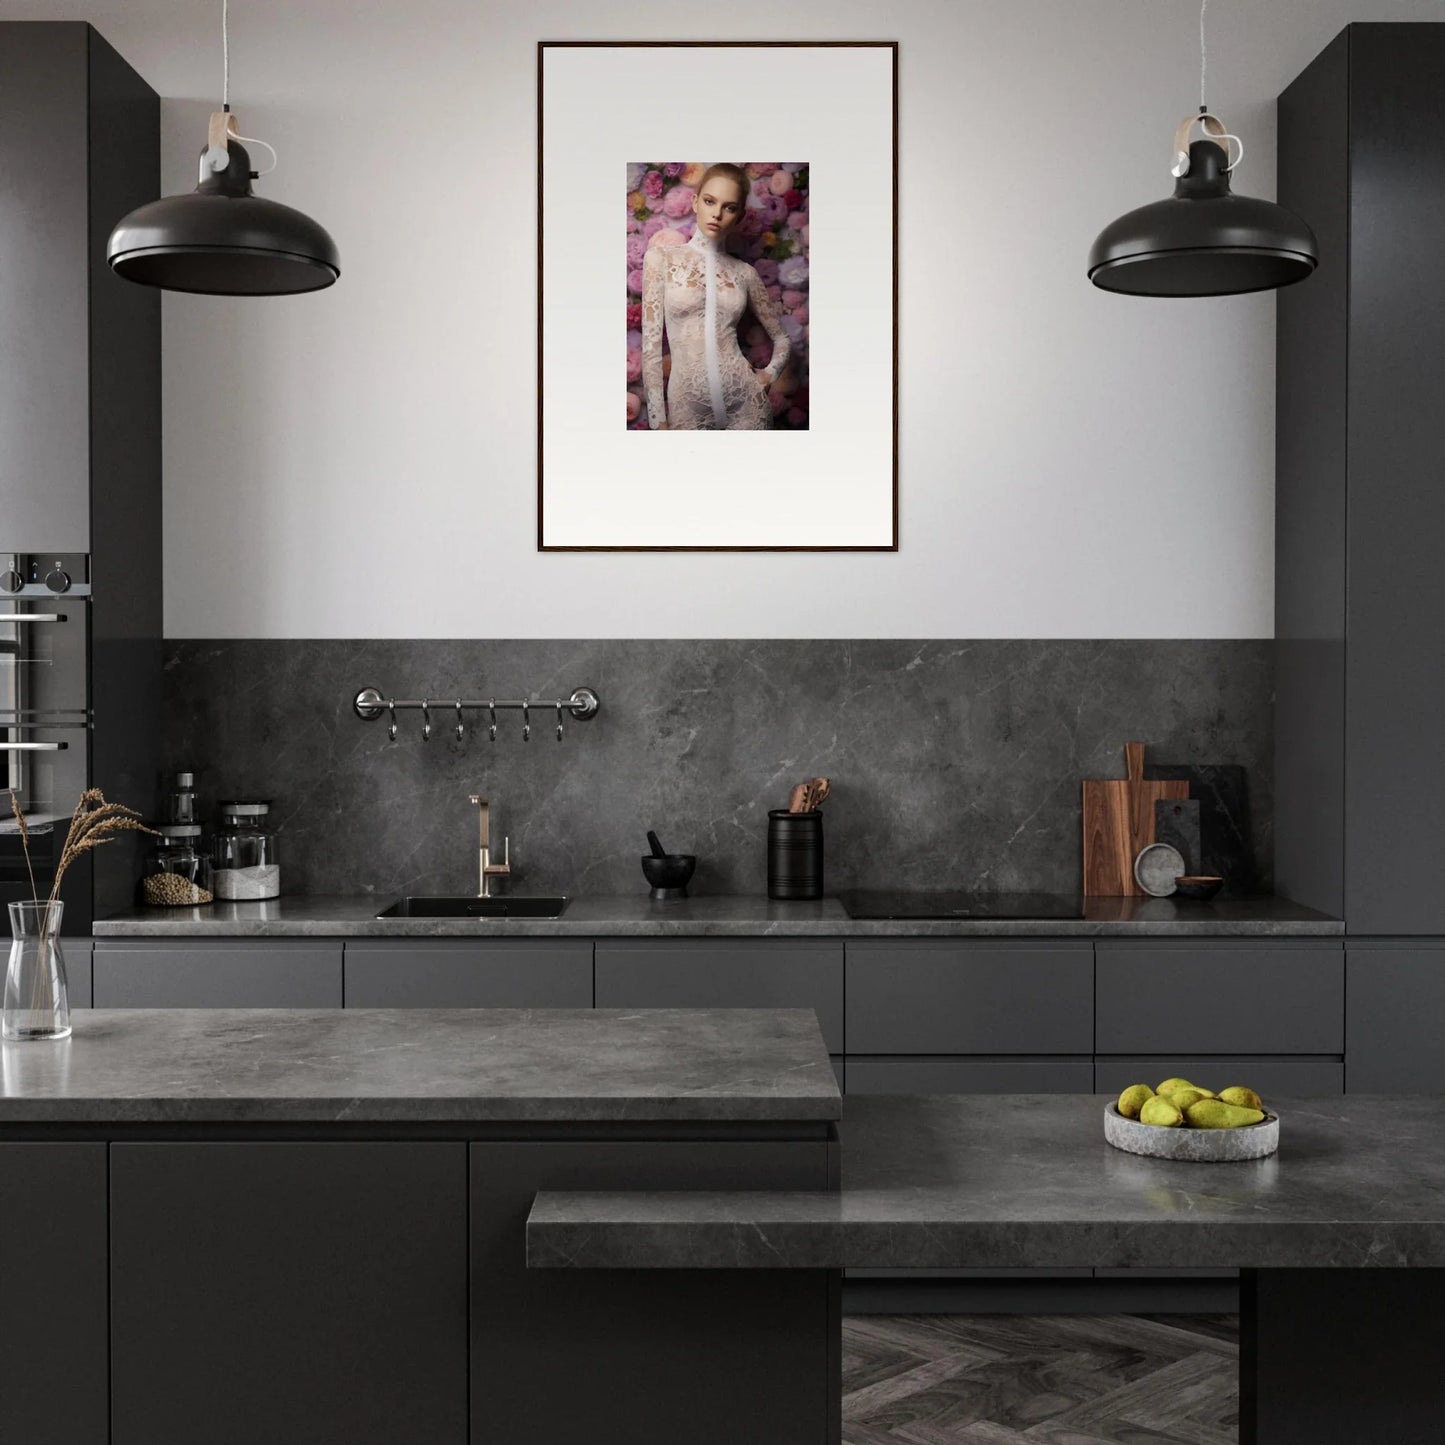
[467,795,511,897]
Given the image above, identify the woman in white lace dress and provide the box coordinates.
[640,164,792,431]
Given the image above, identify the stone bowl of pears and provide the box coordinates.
[1105,1077,1279,1161]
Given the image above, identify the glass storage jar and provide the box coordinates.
[140,825,214,907]
[212,800,281,901]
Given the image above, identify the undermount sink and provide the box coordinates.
[376,896,569,919]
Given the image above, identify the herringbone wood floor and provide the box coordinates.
[842,1314,1239,1444]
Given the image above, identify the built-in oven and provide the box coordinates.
[0,554,92,930]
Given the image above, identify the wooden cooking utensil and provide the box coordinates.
[1082,742,1189,896]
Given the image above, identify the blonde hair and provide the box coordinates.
[695,163,748,203]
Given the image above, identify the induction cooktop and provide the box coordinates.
[837,891,1085,920]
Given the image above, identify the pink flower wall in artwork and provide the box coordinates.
[625,161,810,431]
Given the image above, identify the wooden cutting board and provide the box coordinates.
[1082,742,1189,896]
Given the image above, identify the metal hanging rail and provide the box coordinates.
[352,685,600,743]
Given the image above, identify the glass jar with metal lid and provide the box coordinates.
[211,800,281,901]
[140,825,214,907]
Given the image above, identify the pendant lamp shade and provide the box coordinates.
[108,138,339,296]
[1088,139,1316,297]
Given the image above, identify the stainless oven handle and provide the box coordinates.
[0,614,67,624]
[0,742,67,751]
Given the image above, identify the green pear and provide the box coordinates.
[1140,1096,1185,1127]
[1218,1086,1264,1112]
[1164,1086,1212,1111]
[1185,1099,1266,1129]
[1117,1084,1154,1119]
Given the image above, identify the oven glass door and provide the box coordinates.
[0,602,90,917]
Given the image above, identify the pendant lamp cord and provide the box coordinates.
[213,0,278,175]
[1199,0,1207,111]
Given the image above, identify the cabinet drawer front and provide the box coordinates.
[0,1143,108,1445]
[845,1057,1094,1095]
[594,941,843,1053]
[66,941,92,1008]
[1094,1055,1344,1097]
[1096,943,1343,1054]
[1346,946,1445,1092]
[846,942,1093,1055]
[112,1143,467,1445]
[344,941,592,1009]
[93,942,343,1008]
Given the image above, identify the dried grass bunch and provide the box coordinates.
[8,788,157,936]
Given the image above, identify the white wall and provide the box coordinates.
[0,0,1431,638]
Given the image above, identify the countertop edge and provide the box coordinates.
[525,1198,1445,1271]
[91,894,1346,939]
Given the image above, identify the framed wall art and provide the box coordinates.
[538,41,898,551]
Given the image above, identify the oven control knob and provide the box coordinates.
[44,568,71,595]
[0,570,21,594]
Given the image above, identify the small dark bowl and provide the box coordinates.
[1172,875,1224,901]
[642,854,696,899]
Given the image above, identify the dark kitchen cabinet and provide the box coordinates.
[65,939,92,1007]
[1,23,92,548]
[0,1144,108,1445]
[110,1142,468,1445]
[595,939,844,1053]
[1095,941,1343,1056]
[846,940,1093,1056]
[0,21,158,548]
[1277,25,1445,935]
[93,939,343,1007]
[0,22,162,926]
[846,1057,1093,1095]
[1094,1056,1344,1097]
[344,939,592,1008]
[1345,944,1445,1092]
[470,1139,834,1444]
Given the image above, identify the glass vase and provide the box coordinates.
[4,901,71,1042]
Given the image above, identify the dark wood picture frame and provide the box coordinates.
[537,40,899,553]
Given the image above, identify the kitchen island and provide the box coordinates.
[0,1007,841,1445]
[534,1093,1445,1445]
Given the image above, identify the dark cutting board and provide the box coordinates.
[1145,763,1259,894]
[1154,797,1202,876]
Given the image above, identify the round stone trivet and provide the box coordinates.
[1104,1103,1279,1161]
[1133,842,1185,897]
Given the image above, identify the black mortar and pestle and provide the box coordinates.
[642,830,696,900]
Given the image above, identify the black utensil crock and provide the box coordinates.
[768,809,823,901]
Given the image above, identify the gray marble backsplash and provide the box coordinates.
[159,641,1273,900]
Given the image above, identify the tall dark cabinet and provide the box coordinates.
[1276,24,1445,1090]
[1276,24,1445,934]
[0,23,161,929]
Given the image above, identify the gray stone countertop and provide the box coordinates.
[92,893,1342,938]
[528,1093,1445,1270]
[0,1008,840,1124]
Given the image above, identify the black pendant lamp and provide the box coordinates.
[107,1,338,296]
[1087,1,1316,297]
